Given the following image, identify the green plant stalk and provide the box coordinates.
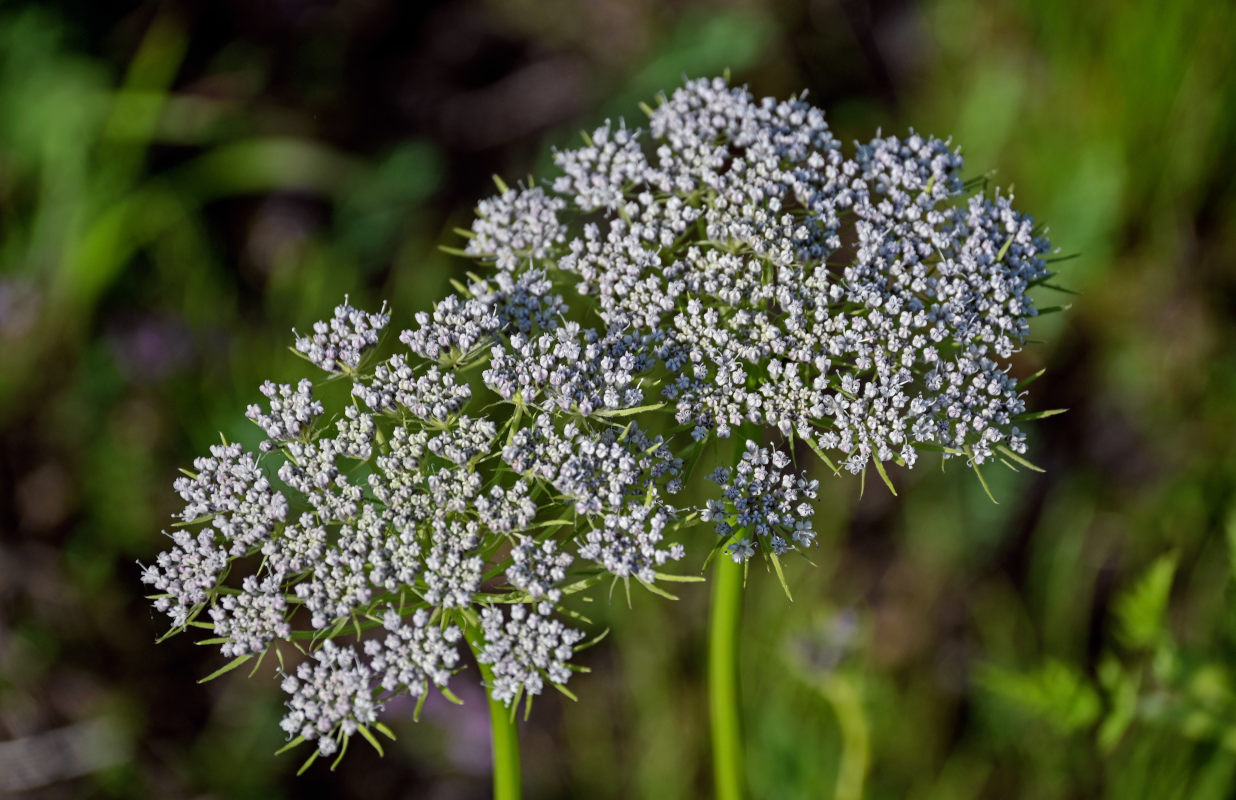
[468,633,522,800]
[821,675,869,800]
[709,553,745,800]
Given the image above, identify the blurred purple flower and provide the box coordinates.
[106,314,193,382]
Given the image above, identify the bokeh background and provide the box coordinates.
[1,0,1233,797]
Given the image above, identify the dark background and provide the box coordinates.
[1,0,1234,797]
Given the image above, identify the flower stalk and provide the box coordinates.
[477,656,522,800]
[709,552,745,800]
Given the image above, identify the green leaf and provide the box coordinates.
[872,458,898,497]
[997,445,1046,473]
[1016,368,1046,390]
[357,725,385,757]
[1096,657,1139,753]
[330,734,350,770]
[297,748,320,775]
[198,654,251,684]
[551,682,579,702]
[1114,551,1178,650]
[769,553,793,602]
[594,402,665,418]
[653,572,706,583]
[971,457,999,504]
[996,234,1015,263]
[178,138,360,197]
[636,577,680,601]
[913,442,966,456]
[1014,408,1068,422]
[554,604,595,626]
[701,529,739,573]
[980,659,1101,732]
[803,435,841,475]
[248,647,268,678]
[274,735,305,756]
[576,627,610,652]
[1225,506,1236,584]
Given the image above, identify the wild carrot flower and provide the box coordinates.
[142,74,1063,764]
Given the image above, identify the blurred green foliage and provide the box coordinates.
[0,0,1233,797]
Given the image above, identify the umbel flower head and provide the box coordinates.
[142,74,1066,768]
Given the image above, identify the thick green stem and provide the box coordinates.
[709,554,745,800]
[468,633,522,800]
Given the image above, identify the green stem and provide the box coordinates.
[821,675,869,800]
[709,553,745,800]
[467,631,522,800]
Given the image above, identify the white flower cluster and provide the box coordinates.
[506,538,574,602]
[141,528,228,627]
[427,417,497,465]
[399,293,499,362]
[293,297,389,372]
[704,443,820,562]
[209,572,290,657]
[478,603,585,705]
[579,503,683,582]
[502,416,682,516]
[470,76,1052,477]
[168,443,288,554]
[145,74,1063,768]
[278,640,379,756]
[144,294,685,763]
[352,357,472,419]
[466,186,567,271]
[483,322,651,414]
[245,379,323,448]
[365,608,463,694]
